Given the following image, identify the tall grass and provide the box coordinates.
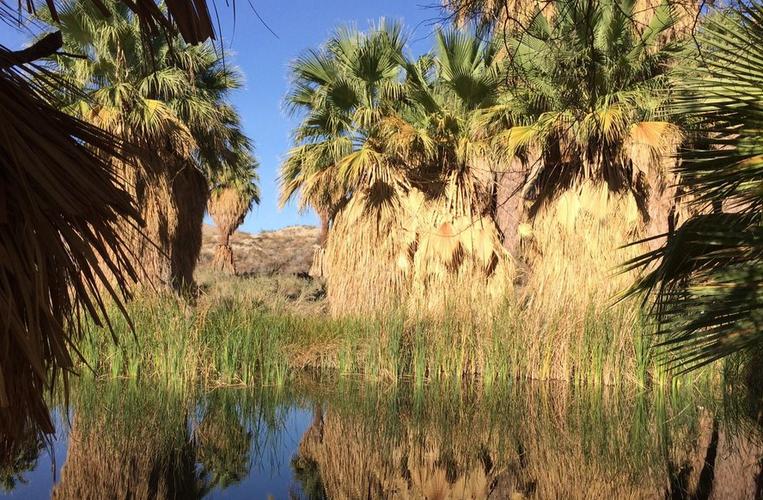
[75,273,718,388]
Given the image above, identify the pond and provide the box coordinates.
[1,376,762,499]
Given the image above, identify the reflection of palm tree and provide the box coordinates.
[53,384,210,500]
[195,392,253,490]
[292,382,763,499]
[0,431,43,493]
[292,403,327,499]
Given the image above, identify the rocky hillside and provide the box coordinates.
[199,224,320,276]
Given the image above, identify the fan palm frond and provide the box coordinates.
[628,2,763,371]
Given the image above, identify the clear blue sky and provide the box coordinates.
[3,2,446,233]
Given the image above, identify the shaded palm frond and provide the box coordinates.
[0,47,140,438]
[628,2,763,370]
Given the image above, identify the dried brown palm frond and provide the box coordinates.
[401,190,512,319]
[325,187,512,318]
[444,0,697,40]
[324,188,410,317]
[625,121,685,243]
[443,0,542,32]
[0,47,140,438]
[172,162,208,289]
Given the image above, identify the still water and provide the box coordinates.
[1,377,762,499]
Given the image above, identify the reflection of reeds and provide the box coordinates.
[0,429,43,492]
[194,391,253,489]
[52,384,203,500]
[293,381,763,499]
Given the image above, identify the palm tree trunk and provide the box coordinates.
[171,162,208,293]
[494,157,527,259]
[309,207,331,279]
[317,208,330,247]
[127,161,175,290]
[212,230,236,275]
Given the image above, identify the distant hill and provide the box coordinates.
[199,224,320,276]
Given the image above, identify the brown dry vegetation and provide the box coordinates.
[207,188,251,274]
[325,190,512,319]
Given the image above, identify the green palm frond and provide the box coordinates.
[629,2,763,371]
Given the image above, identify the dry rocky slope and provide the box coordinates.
[199,224,320,276]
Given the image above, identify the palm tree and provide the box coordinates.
[280,20,407,239]
[46,0,247,293]
[456,0,688,380]
[629,2,763,371]
[281,22,410,311]
[372,29,512,314]
[208,149,261,274]
[495,0,682,222]
[282,24,513,316]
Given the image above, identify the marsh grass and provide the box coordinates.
[76,274,719,388]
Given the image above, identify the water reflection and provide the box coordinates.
[1,378,762,499]
[0,431,44,493]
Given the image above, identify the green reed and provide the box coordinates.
[75,275,725,389]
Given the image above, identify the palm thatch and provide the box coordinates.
[401,191,511,319]
[520,182,646,381]
[324,187,511,318]
[208,188,251,274]
[172,162,208,288]
[0,44,140,440]
[324,194,409,317]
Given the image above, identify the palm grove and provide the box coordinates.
[281,0,763,375]
[2,0,763,440]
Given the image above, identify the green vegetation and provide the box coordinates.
[75,275,720,388]
[629,2,763,370]
[6,0,763,447]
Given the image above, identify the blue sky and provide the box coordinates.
[4,1,445,233]
[215,1,442,232]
